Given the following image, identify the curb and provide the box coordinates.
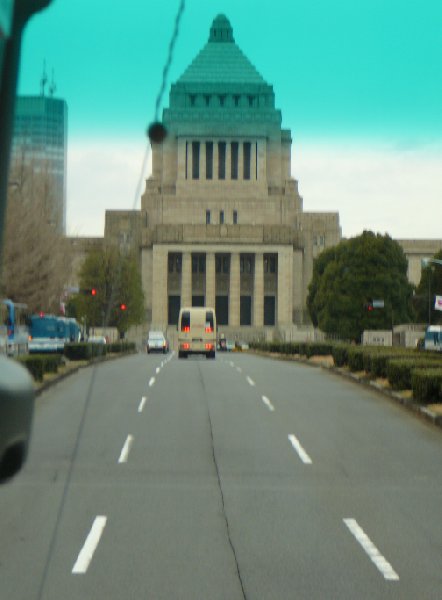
[248,350,442,430]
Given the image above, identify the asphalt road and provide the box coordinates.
[0,351,441,599]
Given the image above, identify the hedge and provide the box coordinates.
[364,348,416,377]
[332,344,350,367]
[411,368,442,403]
[108,341,136,353]
[304,343,334,358]
[387,357,442,390]
[347,347,367,372]
[16,354,63,381]
[64,343,93,361]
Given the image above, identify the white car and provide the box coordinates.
[147,331,168,354]
[88,336,107,344]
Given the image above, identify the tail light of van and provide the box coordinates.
[181,326,190,332]
[182,343,190,350]
[205,343,213,350]
[205,326,213,333]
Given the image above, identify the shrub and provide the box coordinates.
[411,368,442,403]
[40,354,62,373]
[332,344,350,367]
[16,355,45,381]
[387,357,442,390]
[64,343,92,361]
[368,351,413,378]
[305,343,333,358]
[108,341,136,353]
[347,347,366,372]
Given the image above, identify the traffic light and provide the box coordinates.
[80,288,97,296]
[119,303,127,311]
[91,288,97,296]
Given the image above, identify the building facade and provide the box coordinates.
[139,14,341,338]
[11,95,68,233]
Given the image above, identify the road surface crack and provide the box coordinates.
[198,364,248,600]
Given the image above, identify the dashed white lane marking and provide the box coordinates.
[149,377,155,387]
[161,361,164,367]
[118,435,134,464]
[156,367,160,374]
[246,376,255,387]
[236,366,242,373]
[343,518,399,581]
[262,395,275,412]
[138,396,147,413]
[229,361,235,367]
[288,434,312,464]
[72,516,107,574]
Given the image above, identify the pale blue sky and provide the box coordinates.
[16,0,442,237]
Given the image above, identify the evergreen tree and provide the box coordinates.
[307,231,414,341]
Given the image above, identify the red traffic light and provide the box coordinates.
[120,303,127,311]
[367,303,373,311]
[91,288,97,296]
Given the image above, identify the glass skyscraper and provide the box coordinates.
[11,95,68,233]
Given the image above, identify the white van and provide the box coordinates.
[177,307,216,359]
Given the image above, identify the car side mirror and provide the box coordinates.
[0,356,34,483]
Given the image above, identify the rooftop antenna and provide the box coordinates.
[40,60,48,96]
[49,69,57,97]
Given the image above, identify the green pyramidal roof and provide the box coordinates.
[177,14,268,85]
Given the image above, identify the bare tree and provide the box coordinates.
[1,161,71,313]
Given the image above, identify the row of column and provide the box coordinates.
[186,141,258,181]
[152,248,293,327]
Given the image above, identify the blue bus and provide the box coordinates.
[0,299,29,356]
[29,314,81,353]
[28,314,60,353]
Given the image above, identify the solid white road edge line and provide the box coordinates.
[138,396,147,413]
[288,434,312,464]
[262,395,275,411]
[343,518,399,581]
[72,516,107,574]
[246,376,255,386]
[118,435,134,464]
[149,377,155,387]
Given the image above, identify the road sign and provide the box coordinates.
[372,299,384,309]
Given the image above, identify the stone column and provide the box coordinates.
[177,138,186,181]
[277,248,293,326]
[229,252,240,326]
[201,141,206,181]
[151,245,168,328]
[253,253,264,326]
[205,252,216,309]
[181,251,192,307]
[226,141,231,180]
[238,142,244,180]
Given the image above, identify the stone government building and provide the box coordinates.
[141,14,341,339]
[69,14,441,342]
